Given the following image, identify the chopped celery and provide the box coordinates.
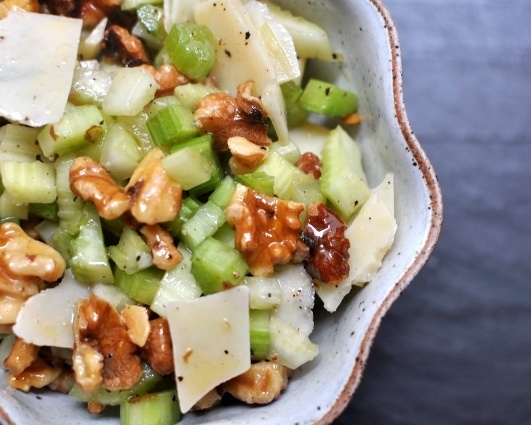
[100,123,143,181]
[191,237,248,294]
[235,172,275,196]
[136,4,165,36]
[208,175,236,209]
[165,23,216,81]
[28,202,58,221]
[70,61,113,107]
[70,204,114,284]
[114,266,164,305]
[169,135,224,196]
[320,126,370,220]
[212,222,236,247]
[173,83,217,110]
[0,160,57,204]
[269,139,301,164]
[117,112,156,154]
[0,124,41,162]
[280,80,309,128]
[34,219,59,246]
[161,146,212,190]
[37,105,105,158]
[69,363,162,405]
[243,275,282,310]
[250,309,270,361]
[180,200,225,250]
[0,192,28,220]
[108,227,153,275]
[120,390,180,425]
[163,196,202,238]
[54,156,85,235]
[151,247,202,317]
[147,95,181,118]
[299,79,358,117]
[146,104,198,146]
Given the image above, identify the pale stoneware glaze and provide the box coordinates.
[0,0,443,423]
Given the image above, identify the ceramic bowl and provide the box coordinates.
[0,0,442,423]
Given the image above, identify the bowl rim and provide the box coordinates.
[316,0,443,423]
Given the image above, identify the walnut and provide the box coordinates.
[87,402,106,414]
[48,368,76,393]
[300,203,350,284]
[139,64,190,97]
[296,152,322,179]
[120,304,150,347]
[221,361,289,404]
[3,337,39,376]
[139,224,183,270]
[73,294,142,394]
[103,25,149,67]
[227,136,269,174]
[70,156,131,221]
[194,80,271,151]
[139,318,174,376]
[0,0,39,19]
[7,358,62,392]
[225,184,305,276]
[125,149,183,225]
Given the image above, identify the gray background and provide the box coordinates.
[338,0,531,424]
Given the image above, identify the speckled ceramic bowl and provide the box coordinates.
[0,0,442,424]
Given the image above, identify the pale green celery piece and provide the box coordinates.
[0,161,56,204]
[69,61,113,107]
[161,146,212,191]
[299,79,358,117]
[284,172,326,205]
[191,237,248,294]
[173,83,218,110]
[243,275,282,310]
[37,104,105,159]
[54,156,85,235]
[0,191,28,220]
[120,390,180,425]
[250,309,271,361]
[180,200,226,250]
[100,123,143,181]
[28,201,58,221]
[235,171,275,197]
[132,21,164,51]
[108,227,153,275]
[320,126,370,220]
[146,104,198,146]
[116,112,155,155]
[0,124,41,162]
[154,46,171,68]
[212,222,236,247]
[208,175,236,209]
[270,139,301,164]
[70,204,114,284]
[69,363,162,405]
[114,266,164,305]
[151,246,202,317]
[163,196,202,238]
[147,95,181,118]
[34,219,59,246]
[0,334,16,364]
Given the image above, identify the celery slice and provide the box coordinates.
[28,202,58,221]
[235,172,275,197]
[108,227,153,275]
[163,196,202,238]
[0,160,57,204]
[173,83,217,110]
[0,124,41,162]
[299,79,358,117]
[243,275,282,310]
[115,266,164,305]
[100,123,142,182]
[54,156,85,235]
[269,316,318,369]
[161,146,212,190]
[37,105,105,158]
[208,175,236,209]
[180,200,225,250]
[146,104,198,146]
[120,390,180,425]
[0,192,28,220]
[70,204,114,284]
[191,237,248,294]
[165,23,216,81]
[320,126,370,220]
[250,309,270,361]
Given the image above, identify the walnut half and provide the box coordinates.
[225,184,305,276]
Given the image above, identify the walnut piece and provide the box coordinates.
[139,224,183,270]
[48,368,76,394]
[139,64,190,97]
[194,80,271,151]
[7,358,62,392]
[296,152,322,179]
[3,337,39,376]
[139,317,174,376]
[0,0,38,19]
[126,149,183,225]
[120,304,150,347]
[225,185,305,276]
[103,25,149,67]
[73,294,142,394]
[70,156,131,220]
[300,203,350,284]
[227,136,269,174]
[221,361,289,404]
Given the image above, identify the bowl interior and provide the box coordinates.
[0,0,442,424]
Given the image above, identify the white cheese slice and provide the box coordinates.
[0,11,82,126]
[166,285,250,413]
[13,270,91,349]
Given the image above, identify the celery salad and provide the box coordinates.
[0,0,397,422]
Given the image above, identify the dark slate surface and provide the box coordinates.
[337,1,531,424]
